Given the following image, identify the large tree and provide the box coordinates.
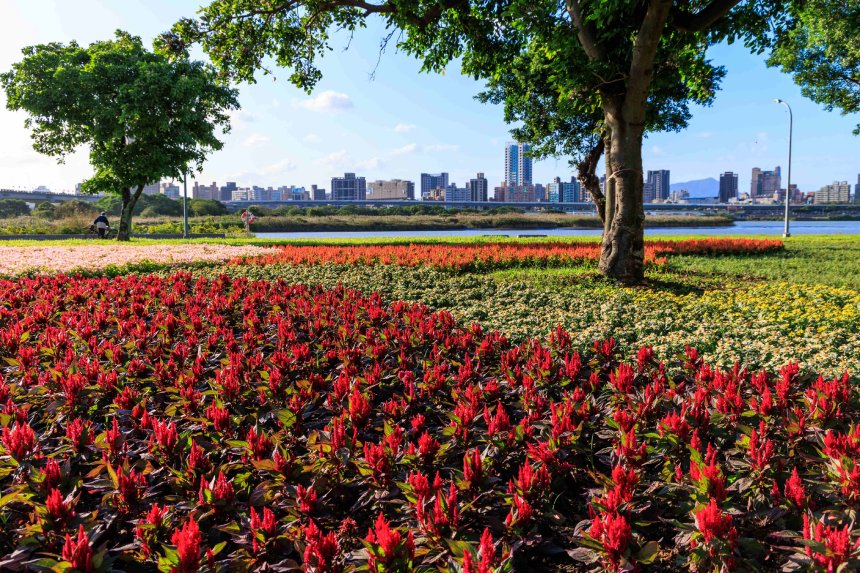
[164,1,849,281]
[2,31,239,240]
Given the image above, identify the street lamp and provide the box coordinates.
[773,98,792,237]
[182,168,189,239]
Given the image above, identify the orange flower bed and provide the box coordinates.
[232,239,783,271]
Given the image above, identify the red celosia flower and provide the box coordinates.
[200,471,235,507]
[171,516,202,573]
[250,507,278,552]
[2,421,36,461]
[62,525,93,573]
[149,418,179,457]
[206,403,231,433]
[804,514,860,571]
[45,487,74,526]
[589,512,631,572]
[41,458,63,490]
[784,468,806,508]
[463,448,483,489]
[694,498,736,544]
[304,520,342,573]
[297,484,318,514]
[136,503,167,557]
[364,513,414,572]
[186,441,210,476]
[505,494,534,530]
[116,465,146,510]
[65,418,92,452]
[246,426,273,460]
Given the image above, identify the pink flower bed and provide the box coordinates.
[0,244,277,276]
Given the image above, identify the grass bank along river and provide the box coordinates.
[0,212,733,236]
[245,212,734,232]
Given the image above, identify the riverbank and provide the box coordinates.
[246,213,734,232]
[0,212,733,235]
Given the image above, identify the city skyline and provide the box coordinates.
[1,0,858,197]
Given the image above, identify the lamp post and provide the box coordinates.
[182,169,189,239]
[773,98,792,237]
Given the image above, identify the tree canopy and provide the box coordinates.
[164,0,850,281]
[1,31,239,239]
[769,0,860,134]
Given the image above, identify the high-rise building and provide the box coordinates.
[142,182,161,196]
[494,182,535,202]
[719,172,739,203]
[231,187,250,201]
[504,142,533,185]
[220,182,238,202]
[367,179,415,200]
[855,174,860,203]
[750,167,762,200]
[814,181,851,204]
[193,181,219,200]
[444,183,470,202]
[160,182,180,200]
[761,166,781,197]
[331,173,366,201]
[646,170,670,201]
[420,173,449,199]
[311,185,326,201]
[468,173,489,202]
[546,178,562,203]
[562,178,581,203]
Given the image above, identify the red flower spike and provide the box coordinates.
[2,421,36,461]
[171,516,202,573]
[784,468,806,508]
[694,498,737,545]
[62,525,94,573]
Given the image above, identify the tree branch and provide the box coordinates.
[577,136,606,223]
[671,0,742,33]
[623,0,672,125]
[564,0,604,62]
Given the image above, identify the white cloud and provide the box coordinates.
[317,150,354,172]
[226,108,258,128]
[297,90,353,112]
[356,157,383,170]
[304,133,321,144]
[263,158,297,176]
[242,133,270,148]
[649,145,666,156]
[696,131,715,139]
[390,143,418,156]
[424,144,460,153]
[394,123,416,133]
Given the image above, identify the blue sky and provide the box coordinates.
[1,0,857,195]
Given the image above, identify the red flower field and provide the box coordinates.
[0,272,854,572]
[231,238,784,270]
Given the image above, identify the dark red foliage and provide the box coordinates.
[0,273,854,572]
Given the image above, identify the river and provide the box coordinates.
[256,219,860,240]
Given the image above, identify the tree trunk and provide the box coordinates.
[117,185,144,241]
[598,112,646,284]
[576,137,606,225]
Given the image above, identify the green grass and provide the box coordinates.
[665,235,860,289]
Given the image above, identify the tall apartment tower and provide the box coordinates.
[855,173,860,203]
[750,167,763,200]
[504,142,533,185]
[468,173,489,202]
[420,173,449,199]
[331,173,366,201]
[646,170,670,201]
[719,172,739,203]
[761,166,781,197]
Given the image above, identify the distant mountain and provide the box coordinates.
[670,177,719,198]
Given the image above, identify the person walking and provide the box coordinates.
[92,212,110,239]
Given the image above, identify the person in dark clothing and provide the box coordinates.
[93,212,110,238]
